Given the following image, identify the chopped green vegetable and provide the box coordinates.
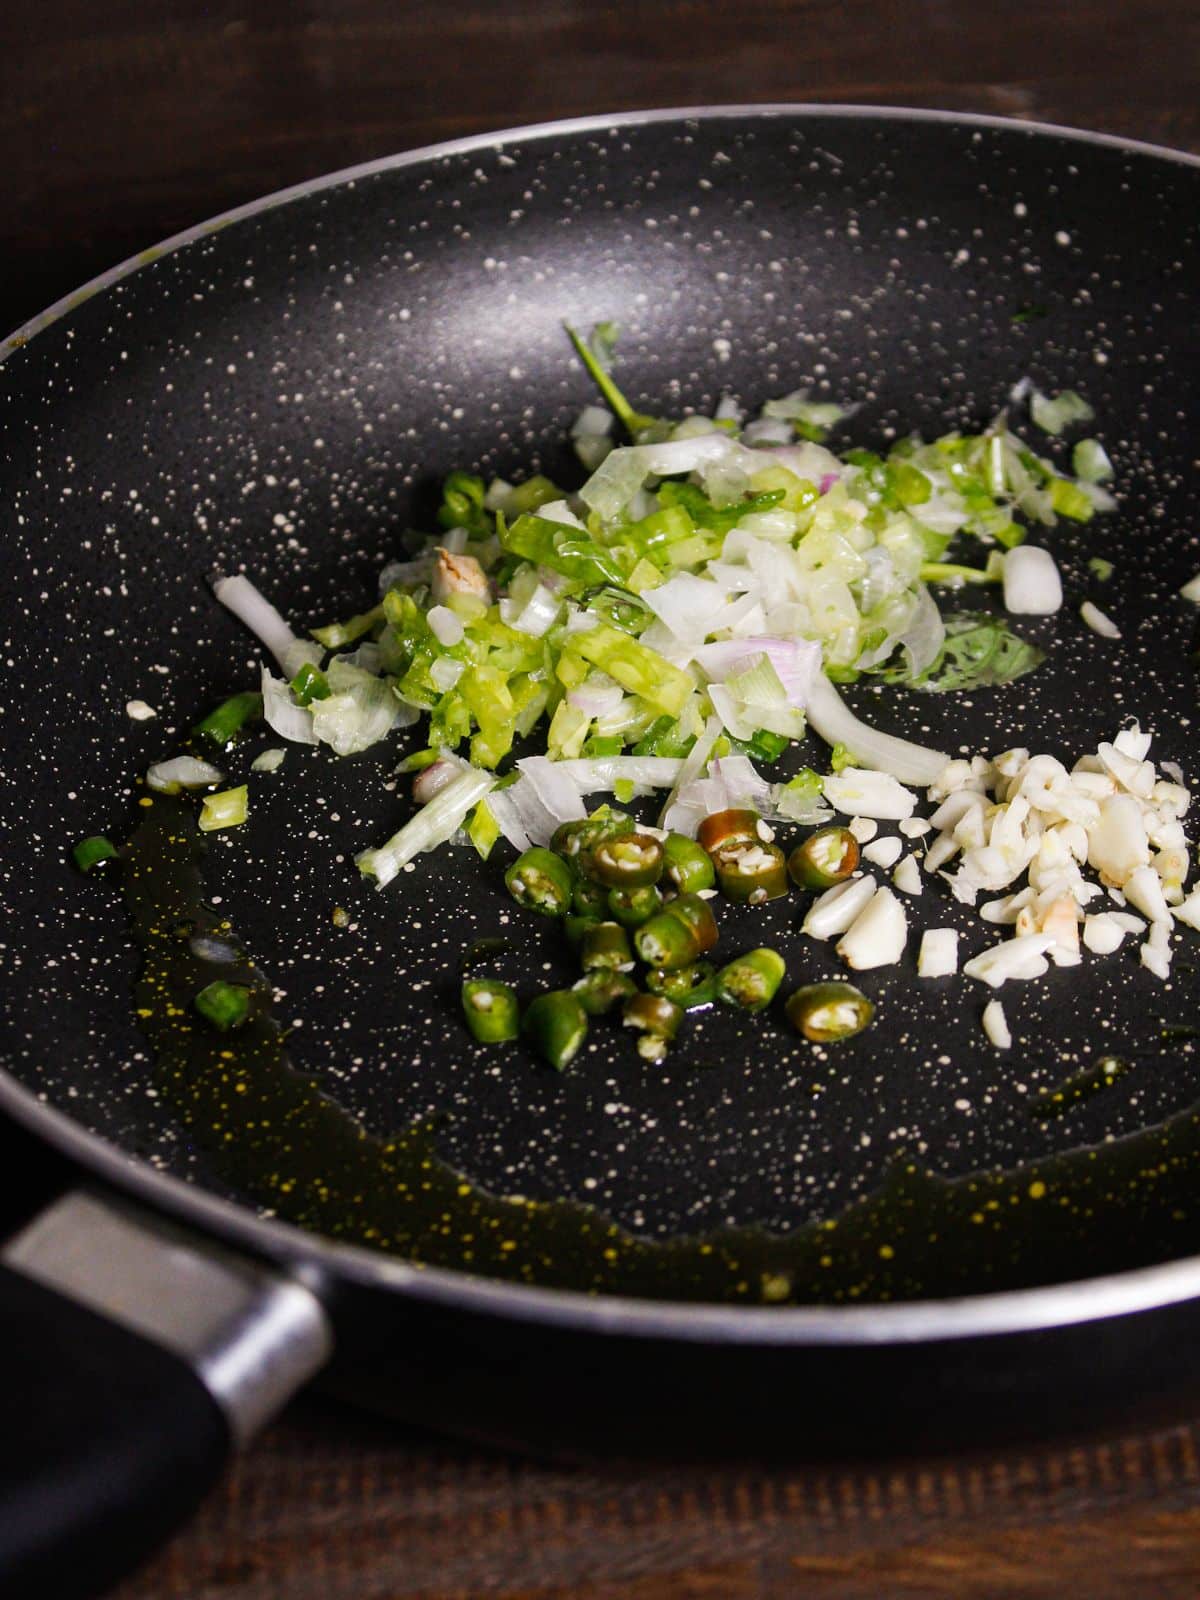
[461,979,520,1043]
[194,691,262,745]
[505,848,574,917]
[194,980,251,1032]
[1072,438,1114,484]
[716,948,786,1013]
[523,990,589,1070]
[198,786,248,832]
[1030,388,1095,436]
[72,835,118,874]
[579,921,634,972]
[572,969,638,1016]
[622,992,683,1061]
[786,981,874,1042]
[634,893,719,971]
[290,662,331,705]
[606,884,663,928]
[645,961,718,1011]
[1088,556,1115,583]
[662,833,717,894]
[788,826,860,890]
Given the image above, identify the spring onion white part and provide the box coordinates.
[357,767,496,889]
[1029,388,1095,436]
[146,756,226,793]
[213,574,322,678]
[198,786,248,833]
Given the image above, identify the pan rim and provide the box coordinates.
[4,102,1200,1344]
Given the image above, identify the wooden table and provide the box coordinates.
[4,3,1200,1595]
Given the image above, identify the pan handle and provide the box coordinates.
[0,1190,333,1599]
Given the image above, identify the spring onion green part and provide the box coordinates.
[72,835,118,874]
[194,691,263,745]
[194,980,251,1031]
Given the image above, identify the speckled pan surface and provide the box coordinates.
[1,108,1198,1308]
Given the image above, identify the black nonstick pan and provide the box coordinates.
[1,107,1199,1597]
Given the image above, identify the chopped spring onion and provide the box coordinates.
[194,691,262,745]
[146,756,226,793]
[1072,438,1114,483]
[1030,388,1095,436]
[250,747,287,773]
[357,767,496,888]
[194,980,251,1031]
[72,835,118,874]
[198,786,248,832]
[213,574,322,678]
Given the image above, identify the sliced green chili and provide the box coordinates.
[622,992,684,1062]
[716,948,786,1013]
[697,808,761,855]
[523,990,589,1070]
[662,832,717,894]
[606,884,663,928]
[786,981,874,1042]
[579,921,634,972]
[590,831,665,889]
[634,893,719,970]
[505,847,574,917]
[461,979,520,1043]
[788,826,860,890]
[572,877,610,918]
[712,840,789,905]
[572,969,638,1017]
[645,960,718,1011]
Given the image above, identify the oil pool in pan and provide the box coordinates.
[116,791,1200,1307]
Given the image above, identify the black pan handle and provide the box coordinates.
[0,1191,332,1599]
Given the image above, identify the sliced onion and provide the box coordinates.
[261,668,318,745]
[804,675,948,788]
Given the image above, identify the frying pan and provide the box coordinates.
[2,106,1199,1596]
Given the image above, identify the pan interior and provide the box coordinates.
[1,111,1198,1300]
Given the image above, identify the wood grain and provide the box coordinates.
[5,2,1200,1594]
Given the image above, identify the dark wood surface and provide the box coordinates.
[5,2,1200,1596]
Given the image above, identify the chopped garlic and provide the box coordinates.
[836,886,908,970]
[823,768,917,820]
[1180,572,1200,603]
[802,875,877,939]
[1175,890,1200,932]
[917,928,959,978]
[125,699,157,720]
[847,816,879,844]
[1082,913,1127,955]
[1080,600,1121,639]
[982,999,1012,1049]
[899,817,932,839]
[863,836,903,869]
[1087,794,1151,886]
[1140,920,1173,980]
[893,855,923,896]
[962,933,1056,988]
[1123,865,1173,926]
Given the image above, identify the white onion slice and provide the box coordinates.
[804,675,948,788]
